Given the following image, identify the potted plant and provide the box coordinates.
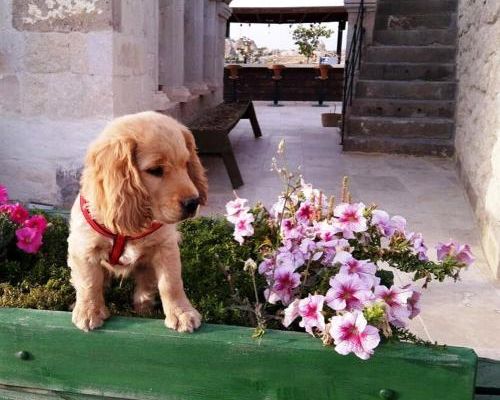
[0,156,479,400]
[321,104,342,127]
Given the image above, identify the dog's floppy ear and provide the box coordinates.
[82,136,152,235]
[182,128,208,205]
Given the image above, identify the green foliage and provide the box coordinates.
[292,24,333,63]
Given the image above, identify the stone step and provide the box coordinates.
[360,62,455,81]
[375,14,456,30]
[374,29,457,46]
[356,80,456,100]
[365,46,456,63]
[350,98,455,118]
[377,1,458,15]
[343,136,454,157]
[346,116,454,139]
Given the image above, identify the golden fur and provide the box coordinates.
[67,111,208,332]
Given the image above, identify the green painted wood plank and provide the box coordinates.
[477,358,500,391]
[0,308,477,400]
[0,385,103,400]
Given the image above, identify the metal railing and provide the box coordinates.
[341,0,365,144]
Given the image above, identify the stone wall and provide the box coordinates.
[0,0,230,206]
[455,0,500,277]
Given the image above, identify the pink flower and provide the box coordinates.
[326,273,372,311]
[404,285,421,319]
[315,220,342,242]
[298,294,326,335]
[334,251,377,287]
[4,203,29,224]
[299,237,322,261]
[330,311,380,360]
[23,215,48,234]
[281,218,305,241]
[295,202,316,224]
[371,210,407,238]
[233,213,254,245]
[406,232,428,261]
[15,226,43,254]
[0,185,8,204]
[283,299,300,327]
[436,240,475,266]
[334,203,367,239]
[265,265,301,305]
[225,197,250,223]
[258,257,276,278]
[374,285,413,327]
[276,246,305,270]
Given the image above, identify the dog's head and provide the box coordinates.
[81,111,208,235]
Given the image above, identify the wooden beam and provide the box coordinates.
[0,308,478,400]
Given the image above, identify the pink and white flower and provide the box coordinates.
[330,310,380,360]
[298,294,326,335]
[436,240,475,266]
[225,197,250,223]
[258,256,276,278]
[371,210,407,238]
[15,226,43,254]
[406,232,428,261]
[295,201,316,224]
[0,185,8,204]
[232,213,254,245]
[334,202,368,239]
[374,285,413,327]
[403,285,421,319]
[265,265,301,305]
[334,251,377,287]
[326,273,373,311]
[283,298,300,327]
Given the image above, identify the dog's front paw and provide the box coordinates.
[72,302,110,332]
[164,306,202,333]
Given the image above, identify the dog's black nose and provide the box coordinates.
[181,197,200,216]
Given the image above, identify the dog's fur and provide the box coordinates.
[67,111,208,332]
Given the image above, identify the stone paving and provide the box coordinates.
[200,101,500,359]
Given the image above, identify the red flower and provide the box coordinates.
[15,227,43,254]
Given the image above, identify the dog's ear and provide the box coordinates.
[82,136,152,235]
[182,128,208,205]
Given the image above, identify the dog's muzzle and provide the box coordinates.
[181,197,200,218]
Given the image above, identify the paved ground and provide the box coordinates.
[200,101,500,359]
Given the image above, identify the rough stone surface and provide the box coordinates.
[201,102,500,358]
[0,75,20,113]
[12,0,113,32]
[455,0,500,278]
[23,32,70,73]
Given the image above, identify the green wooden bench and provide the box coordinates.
[187,101,262,189]
[1,308,496,400]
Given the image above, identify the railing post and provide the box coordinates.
[344,0,378,54]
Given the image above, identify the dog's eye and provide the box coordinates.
[146,166,164,177]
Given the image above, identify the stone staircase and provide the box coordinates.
[343,0,458,156]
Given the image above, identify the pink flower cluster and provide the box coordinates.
[0,184,47,254]
[225,197,254,245]
[225,179,474,360]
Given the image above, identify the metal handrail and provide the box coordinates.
[341,0,365,144]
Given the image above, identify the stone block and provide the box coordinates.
[0,31,25,74]
[24,32,70,72]
[113,36,146,76]
[47,72,113,118]
[20,72,50,115]
[0,75,20,114]
[12,0,113,33]
[69,31,112,75]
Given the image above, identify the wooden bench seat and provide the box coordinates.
[187,101,262,189]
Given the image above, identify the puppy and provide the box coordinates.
[67,111,207,332]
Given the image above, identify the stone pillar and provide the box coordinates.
[344,0,377,53]
[158,0,191,102]
[203,0,218,91]
[184,0,209,95]
[214,0,232,100]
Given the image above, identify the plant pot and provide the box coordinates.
[0,308,477,400]
[321,112,342,127]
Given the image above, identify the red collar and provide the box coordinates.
[79,195,162,266]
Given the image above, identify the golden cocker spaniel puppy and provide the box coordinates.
[67,111,208,332]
